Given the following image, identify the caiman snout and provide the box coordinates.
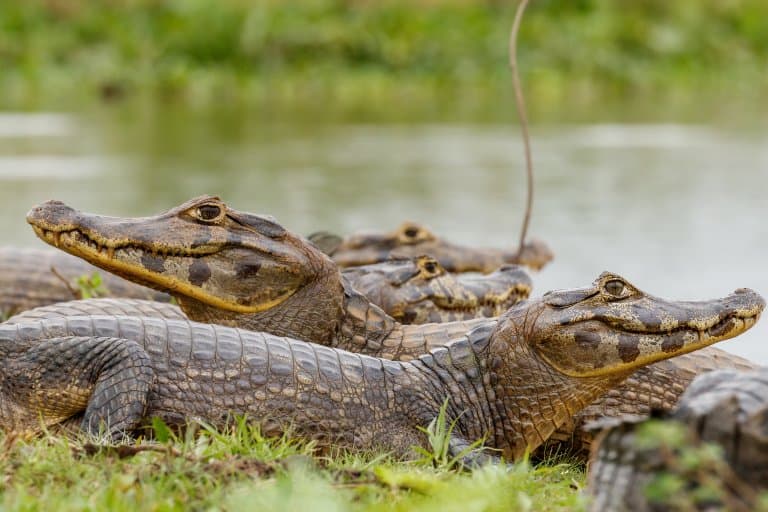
[722,287,765,316]
[27,200,79,228]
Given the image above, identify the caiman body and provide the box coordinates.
[1,273,762,461]
[309,221,554,272]
[0,247,529,325]
[25,197,762,453]
[0,247,170,318]
[588,368,768,511]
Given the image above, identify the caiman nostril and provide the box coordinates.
[734,288,750,294]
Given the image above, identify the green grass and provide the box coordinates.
[1,0,767,115]
[0,423,587,511]
[74,272,109,300]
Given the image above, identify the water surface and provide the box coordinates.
[1,111,766,362]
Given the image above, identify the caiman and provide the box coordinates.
[339,256,532,323]
[308,221,554,272]
[0,248,530,325]
[0,273,762,462]
[25,197,761,455]
[0,247,171,319]
[588,368,768,511]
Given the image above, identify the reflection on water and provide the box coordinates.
[0,111,766,361]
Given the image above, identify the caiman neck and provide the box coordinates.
[177,268,346,345]
[412,322,631,460]
[487,338,631,460]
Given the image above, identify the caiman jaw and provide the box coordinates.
[30,224,296,315]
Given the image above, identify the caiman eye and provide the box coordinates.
[418,256,441,276]
[195,204,223,222]
[604,279,626,297]
[398,223,434,244]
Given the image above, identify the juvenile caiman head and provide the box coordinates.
[343,256,532,323]
[481,271,764,460]
[27,196,345,342]
[309,221,554,272]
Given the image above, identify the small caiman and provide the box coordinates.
[339,256,532,323]
[0,273,761,461]
[309,221,554,272]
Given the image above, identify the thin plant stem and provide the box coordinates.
[509,0,533,257]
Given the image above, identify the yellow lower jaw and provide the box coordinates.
[65,242,296,314]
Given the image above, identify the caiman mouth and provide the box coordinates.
[431,283,532,311]
[32,226,220,258]
[31,225,297,314]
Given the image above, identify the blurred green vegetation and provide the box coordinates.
[1,0,767,115]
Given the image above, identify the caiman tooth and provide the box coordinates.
[107,246,115,259]
[52,231,61,247]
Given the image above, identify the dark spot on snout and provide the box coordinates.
[191,232,211,249]
[188,259,212,286]
[235,258,262,279]
[400,311,418,323]
[574,331,601,347]
[661,331,687,353]
[617,334,641,363]
[709,317,735,338]
[141,253,166,274]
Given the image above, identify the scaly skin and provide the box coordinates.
[26,197,490,359]
[341,256,532,323]
[588,368,768,511]
[538,346,758,458]
[0,247,171,318]
[0,247,530,325]
[309,221,554,272]
[24,197,762,454]
[0,273,762,461]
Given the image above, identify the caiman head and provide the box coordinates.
[482,271,764,460]
[27,196,344,342]
[309,221,554,272]
[343,255,533,324]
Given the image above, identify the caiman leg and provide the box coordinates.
[1,336,153,438]
[0,315,455,453]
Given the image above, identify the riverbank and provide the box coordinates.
[2,0,766,118]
